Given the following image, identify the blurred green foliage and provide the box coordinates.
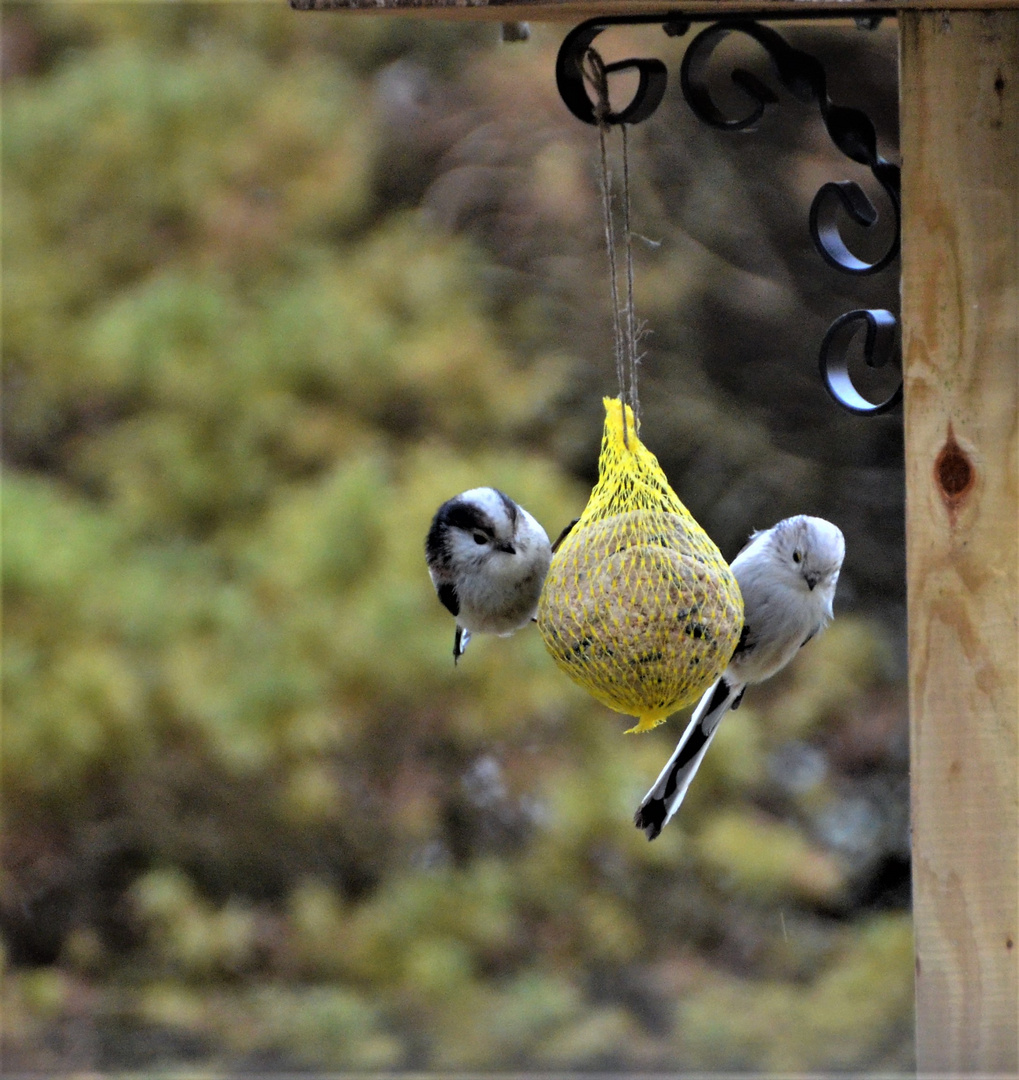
[2,3,912,1073]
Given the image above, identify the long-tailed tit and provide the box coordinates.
[426,487,552,662]
[634,515,845,840]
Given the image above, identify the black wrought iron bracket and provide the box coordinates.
[556,13,902,416]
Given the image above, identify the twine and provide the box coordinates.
[581,47,642,446]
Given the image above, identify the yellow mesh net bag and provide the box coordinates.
[537,397,744,732]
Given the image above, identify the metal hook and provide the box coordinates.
[555,14,903,416]
[555,14,689,127]
[819,308,902,415]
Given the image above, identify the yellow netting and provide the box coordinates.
[537,397,744,732]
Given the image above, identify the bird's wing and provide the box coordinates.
[436,581,459,617]
[551,518,580,554]
[730,619,756,658]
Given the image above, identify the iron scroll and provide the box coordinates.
[555,14,902,417]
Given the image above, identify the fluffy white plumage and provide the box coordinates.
[425,487,552,662]
[634,514,846,840]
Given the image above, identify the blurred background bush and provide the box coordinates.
[2,3,912,1073]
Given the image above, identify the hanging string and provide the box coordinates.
[581,47,642,446]
[582,48,628,446]
[620,121,641,427]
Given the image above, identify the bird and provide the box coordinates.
[634,514,846,840]
[425,487,552,663]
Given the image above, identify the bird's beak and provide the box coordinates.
[805,572,820,591]
[497,542,516,555]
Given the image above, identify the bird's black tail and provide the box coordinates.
[634,678,740,840]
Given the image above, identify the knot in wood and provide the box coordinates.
[934,424,975,521]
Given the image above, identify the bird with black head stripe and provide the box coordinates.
[426,488,552,662]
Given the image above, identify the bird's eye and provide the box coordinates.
[792,550,803,564]
[473,532,488,546]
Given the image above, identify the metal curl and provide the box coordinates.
[555,14,690,127]
[679,21,791,128]
[555,14,903,416]
[819,308,902,415]
[679,19,900,275]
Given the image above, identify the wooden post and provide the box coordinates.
[900,9,1019,1073]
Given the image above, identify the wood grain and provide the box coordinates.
[900,9,1019,1072]
[291,0,1019,17]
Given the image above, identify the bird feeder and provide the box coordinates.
[537,397,743,732]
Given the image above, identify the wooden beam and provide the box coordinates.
[291,0,1019,17]
[900,9,1019,1074]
